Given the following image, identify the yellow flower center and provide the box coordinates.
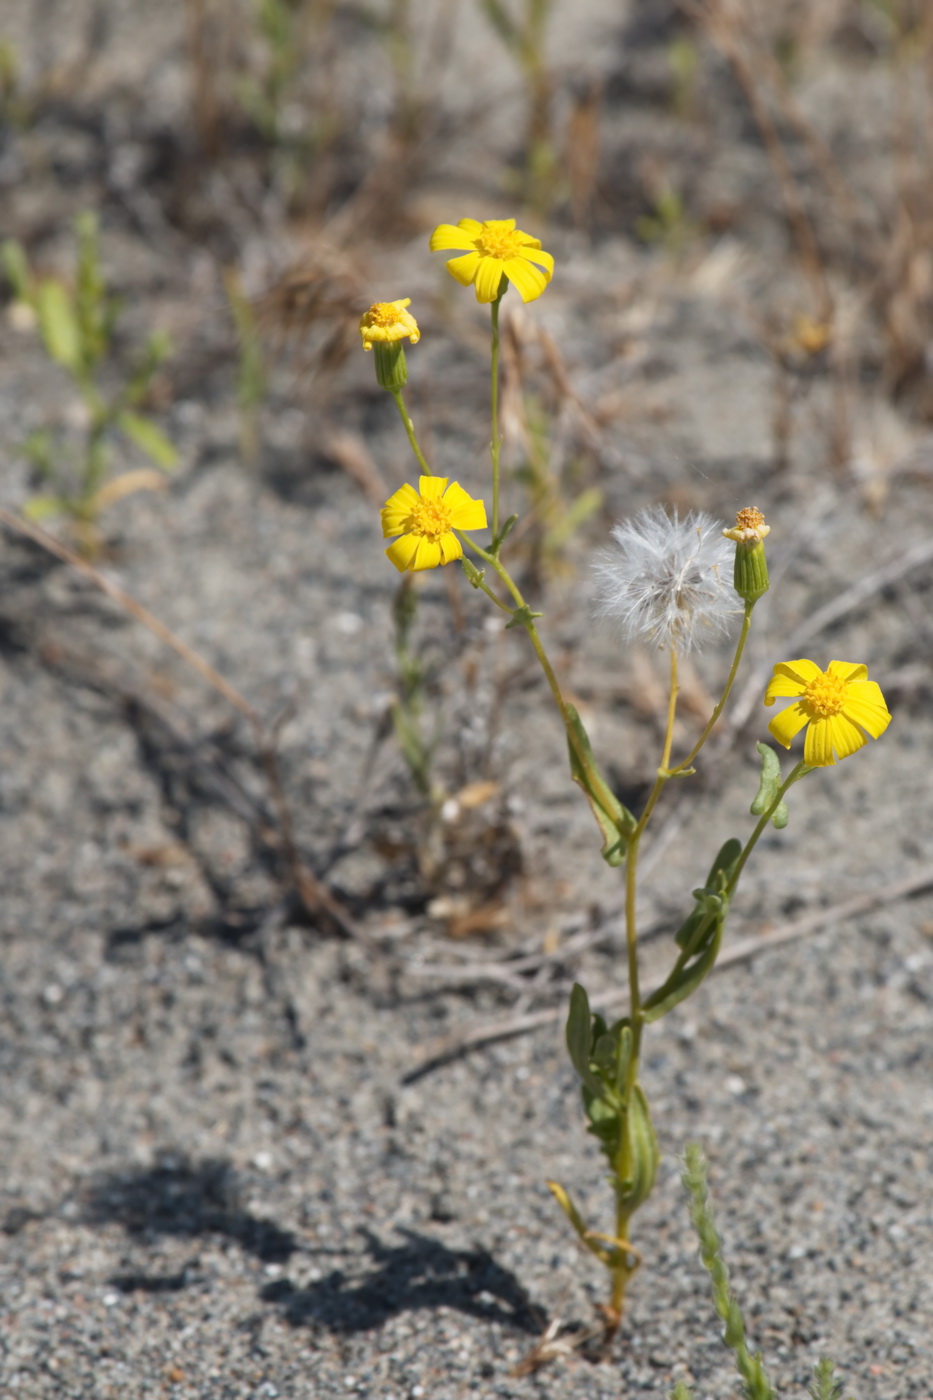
[476,226,525,261]
[409,495,453,540]
[803,670,846,717]
[369,302,402,327]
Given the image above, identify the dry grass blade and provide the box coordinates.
[0,506,363,942]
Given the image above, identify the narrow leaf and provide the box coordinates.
[117,411,179,470]
[750,740,788,828]
[546,1180,614,1266]
[37,280,82,371]
[1,239,30,299]
[565,983,601,1094]
[22,494,69,522]
[566,703,635,866]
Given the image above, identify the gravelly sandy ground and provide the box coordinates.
[2,1,933,1397]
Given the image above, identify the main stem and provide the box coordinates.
[608,648,680,1328]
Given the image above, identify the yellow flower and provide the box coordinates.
[359,299,420,351]
[764,659,891,767]
[429,218,554,303]
[381,476,488,572]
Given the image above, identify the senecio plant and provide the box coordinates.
[359,217,892,1339]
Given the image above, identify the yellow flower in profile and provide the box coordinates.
[429,218,554,303]
[381,476,488,572]
[359,299,420,351]
[764,659,891,767]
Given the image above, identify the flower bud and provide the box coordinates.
[358,299,420,392]
[723,506,770,604]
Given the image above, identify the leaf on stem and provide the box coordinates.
[566,703,636,866]
[642,837,741,1023]
[117,410,179,470]
[750,740,789,828]
[565,983,603,1096]
[504,602,543,630]
[547,1180,624,1268]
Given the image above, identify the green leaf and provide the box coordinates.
[494,513,519,550]
[504,602,543,630]
[1,238,30,299]
[642,838,742,1022]
[617,1083,660,1212]
[36,280,82,372]
[675,838,741,949]
[477,0,518,48]
[566,703,636,866]
[546,1179,615,1266]
[460,557,485,588]
[22,494,70,522]
[117,411,178,470]
[565,983,602,1095]
[750,740,788,828]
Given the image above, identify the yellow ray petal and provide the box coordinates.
[826,660,868,684]
[519,245,554,274]
[444,485,487,530]
[418,475,448,498]
[444,251,482,287]
[430,224,473,251]
[842,683,892,738]
[767,701,810,748]
[803,716,838,766]
[503,257,549,303]
[766,659,823,700]
[436,531,463,564]
[409,536,443,571]
[386,533,420,571]
[827,713,869,761]
[381,484,420,536]
[473,258,506,303]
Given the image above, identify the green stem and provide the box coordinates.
[607,649,681,1326]
[465,535,567,717]
[726,759,810,898]
[489,289,504,542]
[669,600,755,776]
[390,387,433,477]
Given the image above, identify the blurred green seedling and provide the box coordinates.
[2,211,177,555]
[223,268,267,470]
[390,575,443,806]
[634,182,698,258]
[235,0,304,145]
[511,393,602,584]
[477,0,556,209]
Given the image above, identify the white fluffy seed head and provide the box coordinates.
[593,506,738,654]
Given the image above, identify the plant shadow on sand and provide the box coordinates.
[262,1227,545,1336]
[81,1153,298,1266]
[81,1155,543,1335]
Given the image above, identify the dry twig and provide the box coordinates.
[404,865,933,1081]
